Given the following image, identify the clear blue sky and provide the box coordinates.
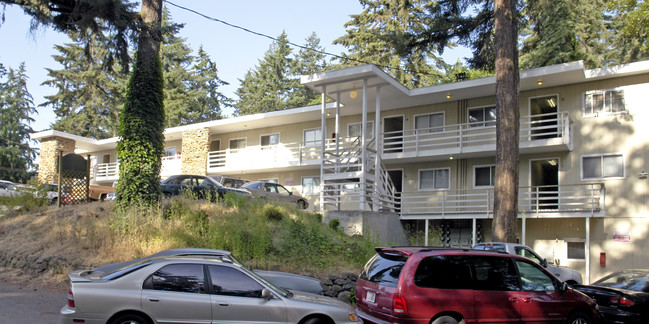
[0,1,467,134]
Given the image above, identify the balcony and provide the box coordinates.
[93,155,182,182]
[399,183,605,219]
[382,112,572,161]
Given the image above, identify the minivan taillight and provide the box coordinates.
[393,293,408,314]
[67,288,75,308]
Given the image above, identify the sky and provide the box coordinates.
[0,1,468,134]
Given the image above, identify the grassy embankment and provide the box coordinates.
[0,191,379,284]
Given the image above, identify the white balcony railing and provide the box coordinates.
[383,112,571,155]
[400,183,604,217]
[93,162,119,182]
[161,154,182,177]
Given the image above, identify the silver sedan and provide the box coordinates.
[61,255,359,324]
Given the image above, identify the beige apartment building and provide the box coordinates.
[31,60,649,283]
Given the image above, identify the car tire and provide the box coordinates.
[567,311,591,324]
[297,200,307,209]
[431,316,464,324]
[109,313,151,324]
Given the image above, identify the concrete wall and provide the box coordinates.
[323,210,409,245]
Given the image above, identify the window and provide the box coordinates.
[414,256,472,289]
[515,260,556,292]
[474,165,495,187]
[229,138,246,150]
[583,89,626,116]
[304,128,322,146]
[348,122,374,139]
[581,154,625,180]
[259,178,278,184]
[358,254,406,288]
[514,247,544,265]
[208,265,264,298]
[163,147,176,157]
[144,264,205,293]
[419,169,450,190]
[567,241,585,260]
[301,177,320,195]
[102,154,111,163]
[471,256,521,291]
[414,113,444,134]
[468,106,496,127]
[261,134,279,148]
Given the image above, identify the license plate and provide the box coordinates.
[366,291,376,303]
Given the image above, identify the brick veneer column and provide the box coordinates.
[180,128,210,175]
[38,136,76,183]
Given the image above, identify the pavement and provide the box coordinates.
[0,272,65,323]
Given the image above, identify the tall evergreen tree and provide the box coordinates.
[186,46,230,123]
[519,0,608,69]
[235,32,296,115]
[0,63,37,182]
[42,30,126,139]
[334,0,447,88]
[290,32,329,107]
[606,0,649,64]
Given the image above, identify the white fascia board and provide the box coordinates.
[585,60,649,80]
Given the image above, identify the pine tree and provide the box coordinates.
[290,32,329,107]
[334,0,447,88]
[186,46,230,123]
[42,30,126,139]
[0,63,37,182]
[606,0,649,64]
[235,32,296,115]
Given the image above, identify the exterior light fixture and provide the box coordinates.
[537,80,544,86]
[243,125,247,128]
[326,112,331,117]
[350,90,358,99]
[446,93,452,99]
[449,156,454,160]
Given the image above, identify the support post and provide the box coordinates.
[320,86,326,212]
[586,217,591,284]
[360,79,368,211]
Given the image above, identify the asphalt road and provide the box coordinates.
[0,280,65,323]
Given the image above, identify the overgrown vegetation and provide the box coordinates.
[0,192,378,279]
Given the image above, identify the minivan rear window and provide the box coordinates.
[359,253,406,287]
[414,256,472,289]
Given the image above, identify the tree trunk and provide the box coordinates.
[492,0,520,242]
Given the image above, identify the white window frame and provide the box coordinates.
[583,88,626,117]
[301,176,321,195]
[102,154,112,164]
[474,164,496,188]
[347,121,374,139]
[580,153,625,181]
[229,138,247,150]
[303,128,322,147]
[260,133,280,148]
[418,168,451,191]
[565,238,586,261]
[468,105,497,128]
[414,112,445,134]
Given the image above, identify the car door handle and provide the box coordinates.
[219,303,229,307]
[509,297,519,303]
[523,297,532,303]
[147,298,160,302]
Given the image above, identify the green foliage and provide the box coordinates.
[115,43,165,208]
[262,204,284,221]
[405,223,443,246]
[328,218,341,231]
[0,62,37,182]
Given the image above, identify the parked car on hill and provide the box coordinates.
[160,174,251,200]
[355,247,599,324]
[61,250,358,324]
[574,269,649,324]
[0,180,20,197]
[474,242,583,284]
[88,184,115,201]
[210,174,250,188]
[242,181,308,209]
[15,183,59,204]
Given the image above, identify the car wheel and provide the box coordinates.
[110,313,150,324]
[431,315,464,324]
[297,200,307,209]
[567,311,591,324]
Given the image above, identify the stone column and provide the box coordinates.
[181,128,210,175]
[38,136,76,183]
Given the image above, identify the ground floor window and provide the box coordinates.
[567,241,585,260]
[301,177,320,195]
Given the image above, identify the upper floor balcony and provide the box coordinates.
[383,112,572,161]
[92,154,182,183]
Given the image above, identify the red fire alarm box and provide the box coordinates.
[600,252,606,266]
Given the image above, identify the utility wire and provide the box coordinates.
[163,1,438,78]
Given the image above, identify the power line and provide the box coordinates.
[162,1,438,78]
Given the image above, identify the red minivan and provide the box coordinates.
[355,247,600,324]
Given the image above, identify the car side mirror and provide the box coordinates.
[541,258,548,268]
[559,281,568,293]
[261,288,274,300]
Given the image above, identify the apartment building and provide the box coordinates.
[31,60,649,282]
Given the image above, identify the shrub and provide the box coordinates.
[262,204,284,221]
[328,218,340,231]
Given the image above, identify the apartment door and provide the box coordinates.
[383,116,404,153]
[387,169,403,210]
[530,159,559,210]
[210,140,220,151]
[530,95,559,140]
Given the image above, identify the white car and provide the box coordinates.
[0,180,20,197]
[474,242,583,284]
